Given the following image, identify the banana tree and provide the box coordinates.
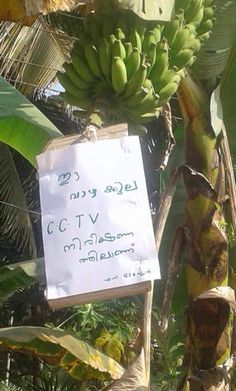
[157,1,236,389]
[50,0,236,388]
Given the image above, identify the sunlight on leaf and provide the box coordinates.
[0,76,62,166]
[0,326,124,381]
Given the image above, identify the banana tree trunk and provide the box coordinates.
[177,72,234,390]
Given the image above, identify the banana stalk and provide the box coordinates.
[177,72,233,390]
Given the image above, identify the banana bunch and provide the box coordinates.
[175,0,216,40]
[58,2,215,125]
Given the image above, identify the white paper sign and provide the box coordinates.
[37,136,160,300]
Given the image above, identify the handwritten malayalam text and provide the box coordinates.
[104,180,138,195]
[58,171,80,186]
[46,172,145,281]
[46,171,149,284]
[68,181,138,200]
[104,267,152,282]
[63,231,134,252]
[37,136,160,300]
[57,169,138,197]
[78,246,135,264]
[70,188,97,200]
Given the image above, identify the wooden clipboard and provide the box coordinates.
[41,123,152,310]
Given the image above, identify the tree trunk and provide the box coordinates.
[177,72,234,390]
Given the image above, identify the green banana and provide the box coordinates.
[128,110,159,124]
[143,78,154,90]
[125,87,148,108]
[149,45,169,85]
[108,34,116,45]
[185,0,203,24]
[171,26,193,56]
[98,37,112,81]
[129,28,142,53]
[131,89,159,116]
[126,47,141,80]
[112,39,126,61]
[115,27,125,41]
[172,49,194,69]
[163,11,184,47]
[197,18,215,35]
[146,42,157,75]
[124,42,133,58]
[185,37,201,52]
[152,24,162,43]
[202,6,216,22]
[57,72,88,98]
[142,30,156,53]
[60,92,92,110]
[198,31,211,41]
[84,44,103,78]
[184,55,196,68]
[56,72,79,96]
[71,53,95,83]
[111,56,127,94]
[63,63,90,90]
[59,3,213,125]
[123,64,148,98]
[158,81,180,102]
[153,68,177,92]
[191,7,204,25]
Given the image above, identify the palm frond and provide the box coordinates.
[0,18,71,97]
[0,143,36,257]
[0,382,24,391]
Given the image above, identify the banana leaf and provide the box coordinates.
[220,43,236,171]
[0,326,124,381]
[2,257,46,283]
[0,266,36,302]
[0,76,62,166]
[0,258,45,302]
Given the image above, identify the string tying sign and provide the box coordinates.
[37,135,160,305]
